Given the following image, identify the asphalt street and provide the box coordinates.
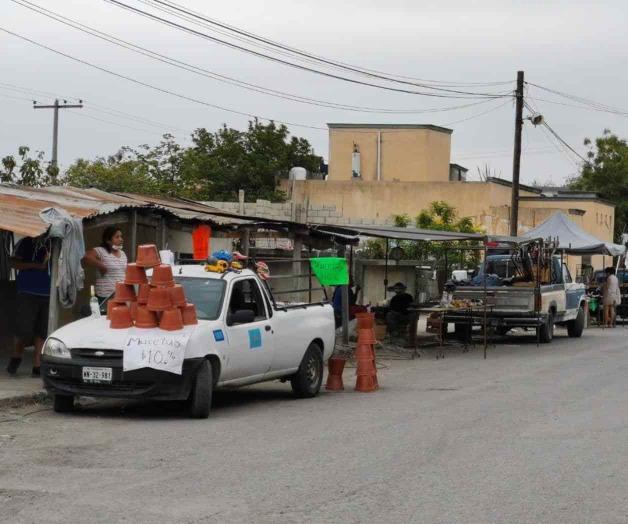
[1,327,627,524]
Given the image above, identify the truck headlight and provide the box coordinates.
[43,338,71,359]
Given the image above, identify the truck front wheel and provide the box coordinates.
[188,359,213,419]
[567,307,585,338]
[291,343,323,398]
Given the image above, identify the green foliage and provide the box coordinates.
[570,129,628,239]
[393,214,411,227]
[361,202,482,268]
[64,120,322,202]
[1,146,58,187]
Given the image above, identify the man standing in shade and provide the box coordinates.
[6,235,51,377]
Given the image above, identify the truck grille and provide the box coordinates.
[71,348,123,360]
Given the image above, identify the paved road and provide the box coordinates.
[1,328,627,524]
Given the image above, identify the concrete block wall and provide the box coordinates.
[204,199,391,227]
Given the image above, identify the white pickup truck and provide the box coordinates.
[41,266,335,418]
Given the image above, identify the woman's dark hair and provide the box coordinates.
[605,267,616,275]
[101,226,122,253]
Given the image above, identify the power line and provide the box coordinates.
[10,0,503,115]
[0,26,328,131]
[0,81,191,133]
[104,0,511,99]
[526,82,628,116]
[441,98,512,126]
[524,99,586,165]
[141,0,515,89]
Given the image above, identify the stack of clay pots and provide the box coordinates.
[107,244,198,331]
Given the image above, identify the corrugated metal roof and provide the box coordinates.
[0,184,248,237]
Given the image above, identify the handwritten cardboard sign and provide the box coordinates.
[122,326,195,375]
[310,257,349,286]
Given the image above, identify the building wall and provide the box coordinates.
[328,127,451,182]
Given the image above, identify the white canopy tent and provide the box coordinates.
[522,212,626,256]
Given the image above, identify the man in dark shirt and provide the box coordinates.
[386,282,413,336]
[7,235,51,377]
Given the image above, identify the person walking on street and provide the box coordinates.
[82,227,127,305]
[602,266,621,327]
[7,235,51,377]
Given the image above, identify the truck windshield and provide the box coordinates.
[175,277,225,320]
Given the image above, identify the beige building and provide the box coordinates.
[283,123,617,272]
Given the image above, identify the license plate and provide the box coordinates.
[82,367,113,384]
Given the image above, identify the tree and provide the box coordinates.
[1,146,58,186]
[359,202,482,267]
[570,129,628,239]
[64,120,322,202]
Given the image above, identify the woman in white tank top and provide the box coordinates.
[82,226,128,302]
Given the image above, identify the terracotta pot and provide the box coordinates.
[129,301,139,321]
[106,299,125,320]
[113,282,137,303]
[135,244,161,268]
[180,303,198,325]
[150,264,175,288]
[124,263,148,285]
[109,305,133,329]
[357,328,377,345]
[355,312,375,329]
[135,305,159,329]
[326,357,345,391]
[147,287,172,312]
[159,307,184,331]
[137,283,151,305]
[168,284,187,307]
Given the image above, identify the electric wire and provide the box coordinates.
[526,82,628,116]
[10,0,503,115]
[0,82,191,133]
[0,27,328,131]
[103,0,512,99]
[140,0,515,88]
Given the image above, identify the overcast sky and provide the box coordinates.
[2,0,627,186]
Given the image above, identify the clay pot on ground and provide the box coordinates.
[135,244,161,268]
[124,263,148,285]
[160,307,184,331]
[180,303,198,325]
[168,284,187,307]
[109,304,133,329]
[137,283,151,305]
[151,264,175,287]
[129,301,139,321]
[147,287,172,312]
[355,312,375,330]
[113,282,137,302]
[135,305,159,329]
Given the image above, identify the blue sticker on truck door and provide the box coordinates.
[248,328,262,349]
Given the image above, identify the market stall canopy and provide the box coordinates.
[0,183,249,237]
[310,223,535,245]
[521,212,626,256]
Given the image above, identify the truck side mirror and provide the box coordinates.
[227,309,255,326]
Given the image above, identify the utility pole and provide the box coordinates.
[510,71,524,237]
[34,99,83,169]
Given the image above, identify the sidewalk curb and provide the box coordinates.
[0,391,49,409]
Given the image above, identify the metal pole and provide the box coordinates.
[52,100,59,168]
[483,241,488,359]
[510,70,525,237]
[47,238,61,335]
[341,284,349,345]
[384,239,389,299]
[129,210,138,262]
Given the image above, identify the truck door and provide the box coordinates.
[563,263,583,312]
[221,277,274,380]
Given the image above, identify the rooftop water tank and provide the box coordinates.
[288,167,307,181]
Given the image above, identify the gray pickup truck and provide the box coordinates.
[446,255,586,343]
